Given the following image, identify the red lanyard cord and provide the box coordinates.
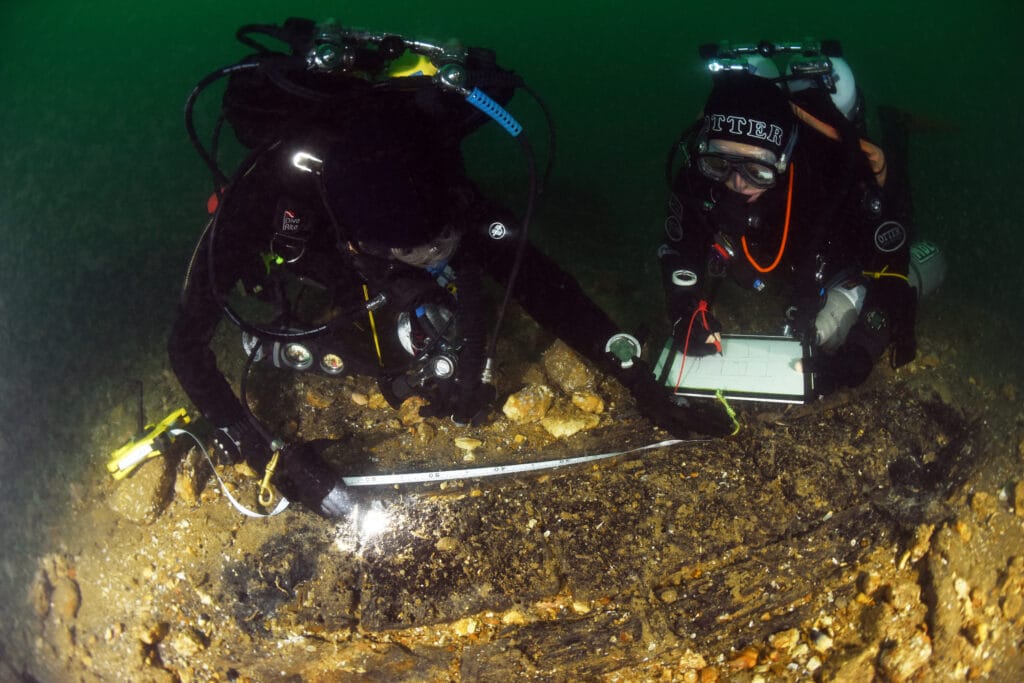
[741,162,795,273]
[673,300,720,392]
[669,301,742,436]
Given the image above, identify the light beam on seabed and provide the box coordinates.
[333,500,395,555]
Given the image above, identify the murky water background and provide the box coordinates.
[1,0,1022,664]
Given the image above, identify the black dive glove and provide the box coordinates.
[786,291,827,345]
[454,382,496,426]
[276,441,355,518]
[615,357,734,438]
[212,419,271,468]
[672,302,722,357]
[804,342,875,397]
[419,380,496,427]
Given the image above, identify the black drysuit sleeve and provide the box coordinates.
[166,158,280,433]
[461,202,622,368]
[167,218,258,428]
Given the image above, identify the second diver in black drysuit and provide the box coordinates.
[168,19,733,519]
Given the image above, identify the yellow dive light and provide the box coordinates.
[106,408,191,480]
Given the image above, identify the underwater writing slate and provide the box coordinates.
[654,335,810,404]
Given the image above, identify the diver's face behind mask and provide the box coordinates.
[701,140,778,203]
[386,226,461,269]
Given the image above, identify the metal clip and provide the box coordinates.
[814,255,827,284]
[258,450,281,507]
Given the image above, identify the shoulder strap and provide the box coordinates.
[790,103,887,186]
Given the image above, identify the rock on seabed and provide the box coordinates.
[502,384,554,423]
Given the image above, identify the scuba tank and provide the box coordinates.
[699,39,857,117]
[815,277,867,352]
[814,240,947,351]
[907,240,947,299]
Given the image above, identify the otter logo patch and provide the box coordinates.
[874,220,907,253]
[488,221,508,240]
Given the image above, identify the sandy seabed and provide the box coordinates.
[2,296,1023,682]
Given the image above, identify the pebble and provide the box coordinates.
[399,396,426,426]
[964,621,988,646]
[878,630,931,682]
[502,385,555,423]
[454,437,483,452]
[541,340,595,393]
[540,412,599,439]
[970,491,997,518]
[414,422,434,444]
[727,646,758,670]
[305,389,332,409]
[889,579,923,614]
[908,523,935,563]
[571,391,605,415]
[678,650,707,671]
[435,537,459,552]
[1014,481,1024,518]
[168,628,206,657]
[108,457,174,525]
[859,570,882,595]
[234,462,258,478]
[954,576,971,603]
[501,609,528,626]
[699,667,720,682]
[452,617,478,636]
[811,631,833,653]
[367,392,389,409]
[350,392,368,406]
[104,623,124,642]
[51,574,81,622]
[768,628,799,652]
[140,622,169,645]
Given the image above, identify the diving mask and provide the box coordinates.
[697,153,777,189]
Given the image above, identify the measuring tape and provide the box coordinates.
[341,437,705,487]
[172,428,707,516]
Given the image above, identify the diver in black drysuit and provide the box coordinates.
[658,72,918,396]
[169,80,732,519]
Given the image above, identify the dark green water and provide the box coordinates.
[1,0,1021,641]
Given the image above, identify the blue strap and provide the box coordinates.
[466,88,522,137]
